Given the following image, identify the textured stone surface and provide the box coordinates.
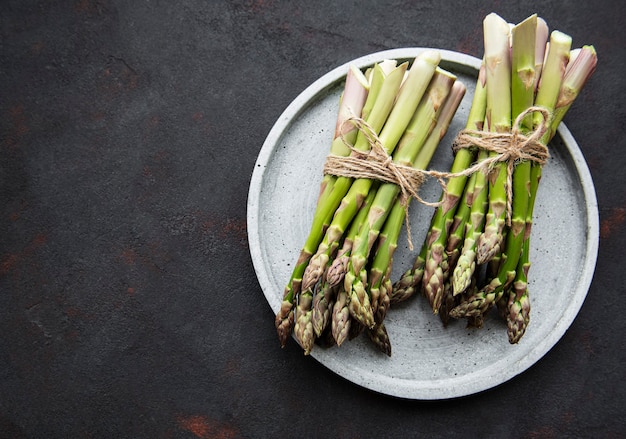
[1,1,624,437]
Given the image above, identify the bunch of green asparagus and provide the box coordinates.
[392,13,597,343]
[275,50,467,355]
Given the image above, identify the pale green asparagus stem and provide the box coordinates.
[346,68,456,327]
[505,185,534,343]
[393,58,486,306]
[300,62,409,293]
[276,65,370,347]
[549,45,597,139]
[534,30,572,141]
[445,165,476,276]
[451,27,573,319]
[475,12,512,265]
[420,66,489,313]
[310,188,378,337]
[451,148,488,295]
[304,52,442,294]
[533,17,549,92]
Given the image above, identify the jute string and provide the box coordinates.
[322,106,551,249]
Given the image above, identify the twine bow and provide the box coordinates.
[450,106,551,226]
[323,115,442,249]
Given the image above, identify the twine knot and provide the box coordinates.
[323,115,441,250]
[451,106,551,225]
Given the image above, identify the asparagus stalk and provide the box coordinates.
[511,15,538,130]
[421,62,491,313]
[368,81,465,320]
[507,44,597,343]
[533,30,573,137]
[506,272,531,343]
[331,286,351,346]
[367,322,392,357]
[533,17,549,92]
[451,148,488,295]
[292,61,408,353]
[276,65,370,347]
[549,45,597,139]
[303,52,442,293]
[475,12,512,265]
[300,62,409,293]
[445,169,475,272]
[311,188,378,337]
[451,28,572,319]
[502,17,549,339]
[346,68,456,327]
[438,143,480,320]
[505,175,536,343]
[392,57,487,305]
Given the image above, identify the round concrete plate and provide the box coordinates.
[247,48,599,399]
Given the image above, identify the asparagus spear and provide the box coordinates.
[346,68,456,328]
[369,81,466,320]
[310,188,377,337]
[276,65,371,347]
[421,64,490,313]
[367,322,392,357]
[289,62,408,352]
[303,52,442,293]
[451,148,488,296]
[451,28,572,319]
[549,45,597,139]
[507,44,597,343]
[501,18,548,337]
[533,17,549,92]
[331,286,351,346]
[475,12,512,265]
[505,183,535,343]
[445,167,476,273]
[438,140,481,320]
[392,57,487,305]
[300,62,409,293]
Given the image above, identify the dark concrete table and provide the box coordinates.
[1,1,624,437]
